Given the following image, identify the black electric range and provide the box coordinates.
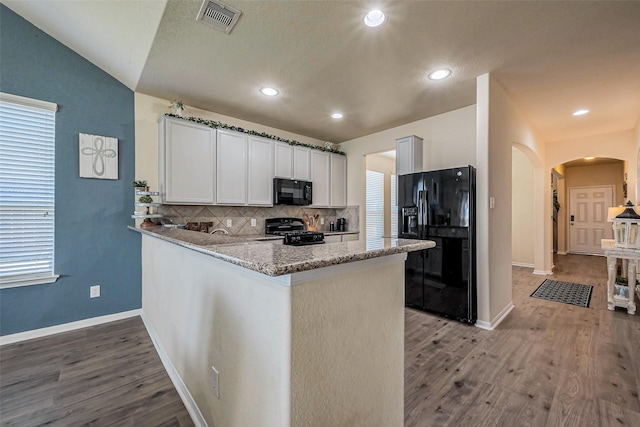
[265,218,325,246]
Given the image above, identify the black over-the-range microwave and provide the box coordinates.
[273,178,313,206]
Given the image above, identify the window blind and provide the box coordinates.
[0,92,58,287]
[366,169,384,239]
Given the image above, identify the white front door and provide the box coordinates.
[568,186,614,255]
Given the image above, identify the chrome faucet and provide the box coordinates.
[210,228,229,235]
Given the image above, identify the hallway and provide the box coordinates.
[405,254,640,426]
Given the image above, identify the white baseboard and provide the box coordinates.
[475,302,515,331]
[512,262,534,268]
[557,251,567,255]
[533,269,553,275]
[141,313,208,427]
[0,309,142,346]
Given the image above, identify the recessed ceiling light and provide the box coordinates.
[573,109,589,116]
[364,9,385,27]
[428,69,452,80]
[260,87,279,96]
[331,113,343,119]
[584,157,595,160]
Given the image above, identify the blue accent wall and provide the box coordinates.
[0,5,141,335]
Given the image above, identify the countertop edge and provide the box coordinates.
[128,226,434,277]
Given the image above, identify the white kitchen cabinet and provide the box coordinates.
[342,233,359,242]
[158,116,215,204]
[396,135,423,176]
[330,154,347,208]
[216,129,246,205]
[247,136,274,205]
[310,151,330,207]
[324,235,341,244]
[293,146,311,181]
[324,233,359,243]
[274,141,293,178]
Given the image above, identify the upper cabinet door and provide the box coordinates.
[274,141,293,178]
[396,135,423,176]
[310,151,330,207]
[292,146,311,181]
[330,154,347,208]
[159,116,215,205]
[216,129,247,205]
[248,136,274,206]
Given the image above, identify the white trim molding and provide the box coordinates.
[0,309,141,346]
[511,262,534,269]
[475,302,515,331]
[533,269,554,275]
[141,313,208,427]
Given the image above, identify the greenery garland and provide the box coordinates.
[165,113,345,155]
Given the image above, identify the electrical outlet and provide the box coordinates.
[226,219,232,227]
[211,366,220,398]
[90,285,100,298]
[320,218,325,225]
[251,218,257,227]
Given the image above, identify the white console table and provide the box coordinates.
[604,246,639,315]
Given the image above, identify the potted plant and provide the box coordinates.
[613,276,640,301]
[132,180,148,191]
[138,195,153,204]
[170,99,185,116]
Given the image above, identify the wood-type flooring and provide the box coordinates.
[405,254,640,426]
[0,316,193,427]
[2,254,639,426]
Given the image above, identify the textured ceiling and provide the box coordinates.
[4,0,640,144]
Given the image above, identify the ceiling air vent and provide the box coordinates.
[197,0,241,34]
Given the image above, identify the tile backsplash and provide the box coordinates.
[158,205,359,236]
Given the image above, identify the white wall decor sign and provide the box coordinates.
[79,133,118,179]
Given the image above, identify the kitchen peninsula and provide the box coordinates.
[131,226,434,427]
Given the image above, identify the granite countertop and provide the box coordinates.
[129,226,434,276]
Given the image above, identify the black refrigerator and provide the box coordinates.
[398,166,476,323]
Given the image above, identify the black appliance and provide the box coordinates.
[337,218,346,231]
[273,178,312,206]
[398,166,476,323]
[265,217,305,235]
[282,231,325,246]
[265,218,325,246]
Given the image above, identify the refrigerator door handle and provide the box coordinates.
[419,190,427,238]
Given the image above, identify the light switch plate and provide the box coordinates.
[251,218,257,227]
[90,285,100,298]
[226,219,232,227]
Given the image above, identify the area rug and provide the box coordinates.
[530,279,593,308]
